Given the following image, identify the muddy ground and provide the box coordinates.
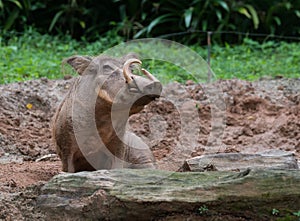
[0,77,299,220]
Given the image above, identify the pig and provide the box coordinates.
[52,53,162,172]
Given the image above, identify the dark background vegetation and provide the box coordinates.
[1,0,300,84]
[1,0,300,43]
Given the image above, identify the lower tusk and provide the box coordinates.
[141,68,158,81]
[123,71,133,84]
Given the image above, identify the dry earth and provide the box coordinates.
[0,77,299,220]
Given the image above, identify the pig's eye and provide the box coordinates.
[103,65,114,72]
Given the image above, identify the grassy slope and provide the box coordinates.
[1,31,299,84]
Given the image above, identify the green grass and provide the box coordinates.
[209,38,300,80]
[0,29,124,84]
[1,29,299,84]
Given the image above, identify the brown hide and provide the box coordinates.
[53,54,162,172]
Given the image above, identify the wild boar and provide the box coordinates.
[52,53,162,172]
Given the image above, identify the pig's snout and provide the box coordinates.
[142,81,162,98]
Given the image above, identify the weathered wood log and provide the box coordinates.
[38,169,300,220]
[183,150,299,172]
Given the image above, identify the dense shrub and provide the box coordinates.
[119,0,300,43]
[0,0,299,43]
[0,0,120,41]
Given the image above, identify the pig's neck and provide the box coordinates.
[95,105,129,157]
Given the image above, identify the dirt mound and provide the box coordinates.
[0,78,73,162]
[0,77,299,220]
[1,77,300,177]
[131,79,300,170]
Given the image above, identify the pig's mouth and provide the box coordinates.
[129,94,160,114]
[133,94,159,106]
[109,93,159,113]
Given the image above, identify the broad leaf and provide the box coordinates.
[238,7,251,19]
[133,28,147,39]
[147,14,174,33]
[49,10,64,32]
[4,8,19,30]
[245,4,259,29]
[184,7,193,28]
[274,16,281,26]
[217,0,229,12]
[216,9,222,21]
[7,0,22,9]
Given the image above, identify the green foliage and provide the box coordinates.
[0,0,38,30]
[253,0,300,36]
[0,0,299,43]
[293,210,300,217]
[0,0,121,40]
[271,209,300,220]
[198,205,209,215]
[0,29,123,84]
[117,0,300,43]
[210,38,300,80]
[0,30,299,84]
[272,208,280,216]
[45,0,120,40]
[131,0,260,40]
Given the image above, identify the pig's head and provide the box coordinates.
[65,53,162,115]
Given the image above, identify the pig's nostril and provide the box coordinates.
[125,77,134,84]
[129,87,139,93]
[144,82,162,95]
[127,77,142,93]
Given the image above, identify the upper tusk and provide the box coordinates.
[141,68,158,81]
[123,58,142,83]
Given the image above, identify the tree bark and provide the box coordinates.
[183,150,299,172]
[38,168,300,220]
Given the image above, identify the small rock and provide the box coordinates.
[40,77,48,83]
[0,147,4,156]
[35,154,59,162]
[242,126,253,137]
[185,80,195,86]
[64,75,73,80]
[274,75,284,79]
[277,85,284,90]
[5,179,17,188]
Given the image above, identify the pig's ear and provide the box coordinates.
[63,56,92,75]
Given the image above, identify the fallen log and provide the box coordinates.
[38,168,300,220]
[183,150,299,172]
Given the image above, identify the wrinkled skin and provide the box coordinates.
[52,53,162,172]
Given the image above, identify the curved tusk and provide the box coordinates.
[123,58,142,83]
[141,68,158,81]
